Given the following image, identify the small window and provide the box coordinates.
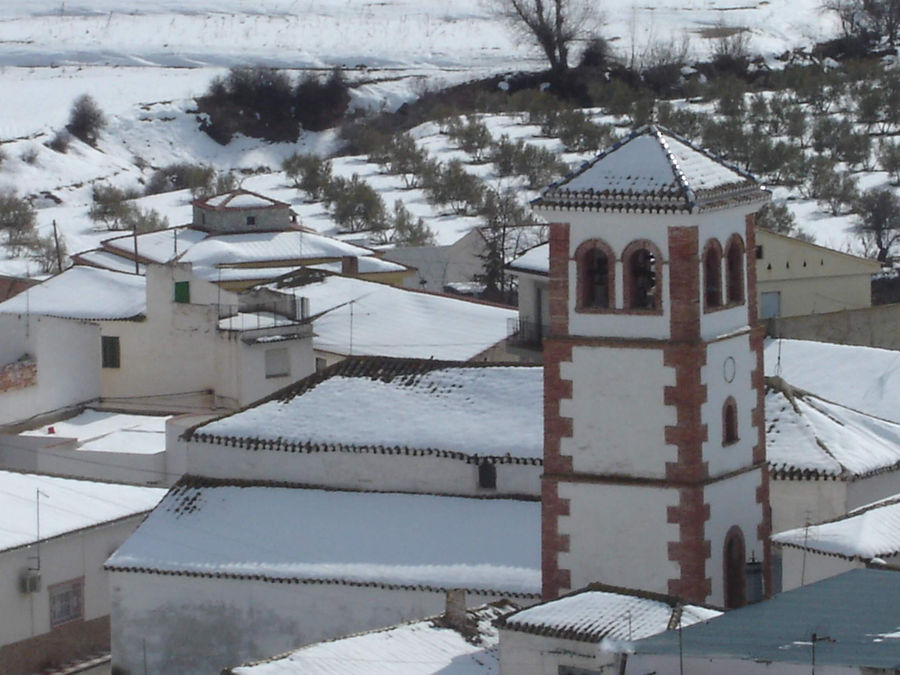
[755,245,763,259]
[246,215,256,226]
[265,348,290,379]
[49,578,83,627]
[101,336,120,369]
[723,397,739,445]
[478,460,497,489]
[174,281,190,304]
[315,357,327,373]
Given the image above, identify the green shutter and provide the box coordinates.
[174,281,190,304]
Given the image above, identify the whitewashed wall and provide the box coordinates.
[0,315,100,426]
[558,482,680,594]
[777,547,892,591]
[183,437,541,496]
[630,653,859,674]
[110,572,525,675]
[0,517,146,648]
[769,479,847,535]
[561,345,677,478]
[499,629,617,675]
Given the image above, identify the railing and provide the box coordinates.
[507,317,547,348]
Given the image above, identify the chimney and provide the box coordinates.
[341,256,359,276]
[443,589,467,632]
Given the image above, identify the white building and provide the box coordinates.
[0,263,315,420]
[497,584,721,675]
[106,482,540,674]
[0,471,164,674]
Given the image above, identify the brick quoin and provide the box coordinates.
[668,226,701,342]
[667,486,712,602]
[547,223,570,337]
[757,471,773,597]
[541,479,571,600]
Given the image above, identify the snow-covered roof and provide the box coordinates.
[21,409,170,456]
[106,480,541,595]
[507,242,549,276]
[73,249,147,275]
[0,266,146,320]
[196,189,290,211]
[536,126,768,214]
[272,274,515,360]
[633,569,900,669]
[766,383,900,479]
[764,339,900,424]
[307,257,408,274]
[180,231,375,268]
[0,470,165,553]
[192,357,543,460]
[499,584,720,643]
[230,601,515,675]
[103,227,208,264]
[773,495,900,559]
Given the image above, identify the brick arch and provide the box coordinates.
[573,238,615,311]
[702,238,724,311]
[621,239,663,312]
[725,234,746,304]
[723,525,747,609]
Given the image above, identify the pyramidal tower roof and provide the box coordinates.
[536,125,768,214]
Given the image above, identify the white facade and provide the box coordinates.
[0,315,100,427]
[110,572,515,675]
[499,630,620,675]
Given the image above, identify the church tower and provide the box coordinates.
[538,126,771,607]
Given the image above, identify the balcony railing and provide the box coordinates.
[507,317,547,348]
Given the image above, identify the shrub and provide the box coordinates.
[145,163,216,198]
[656,104,704,142]
[67,94,106,146]
[294,68,351,132]
[580,36,613,68]
[20,146,38,165]
[0,189,38,251]
[554,110,615,152]
[391,200,435,246]
[854,188,900,262]
[29,234,67,273]
[384,134,431,189]
[282,153,333,200]
[879,141,900,185]
[0,146,5,168]
[446,117,493,162]
[89,184,142,230]
[325,174,387,232]
[47,130,71,153]
[808,159,859,216]
[427,160,484,215]
[122,207,169,234]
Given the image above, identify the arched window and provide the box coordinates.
[724,527,747,609]
[725,236,745,304]
[575,240,614,310]
[623,242,661,311]
[703,240,723,310]
[723,397,739,445]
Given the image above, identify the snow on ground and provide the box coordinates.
[198,363,542,457]
[106,483,541,593]
[0,470,166,551]
[233,601,513,675]
[764,339,900,424]
[21,409,170,455]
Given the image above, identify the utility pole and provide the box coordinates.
[52,220,63,272]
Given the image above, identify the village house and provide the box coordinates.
[0,263,314,421]
[0,471,164,675]
[74,188,415,290]
[773,497,900,590]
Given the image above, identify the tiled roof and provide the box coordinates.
[772,495,900,559]
[189,357,543,461]
[766,380,900,480]
[105,478,541,595]
[195,189,290,210]
[633,569,900,669]
[498,583,720,643]
[229,601,516,675]
[535,125,768,213]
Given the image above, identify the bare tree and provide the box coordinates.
[488,0,599,75]
[855,188,900,262]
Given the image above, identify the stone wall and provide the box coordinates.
[765,303,900,350]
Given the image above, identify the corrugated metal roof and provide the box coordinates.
[634,569,900,668]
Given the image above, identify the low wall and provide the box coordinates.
[765,303,900,350]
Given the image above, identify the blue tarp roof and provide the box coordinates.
[634,569,900,668]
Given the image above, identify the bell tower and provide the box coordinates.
[539,126,771,607]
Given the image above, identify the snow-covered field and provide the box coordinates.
[0,0,859,277]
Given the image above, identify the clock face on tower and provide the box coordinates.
[723,356,736,383]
